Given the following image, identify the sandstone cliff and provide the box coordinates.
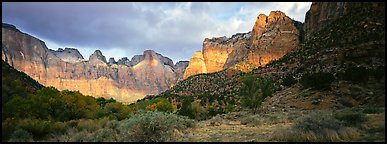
[183,51,207,79]
[247,11,303,67]
[183,10,302,79]
[2,24,188,103]
[174,61,189,81]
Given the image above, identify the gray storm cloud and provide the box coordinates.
[2,2,311,62]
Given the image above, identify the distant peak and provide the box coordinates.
[108,57,117,65]
[93,50,103,55]
[89,50,107,64]
[51,47,85,63]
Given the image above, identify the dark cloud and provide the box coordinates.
[2,2,311,63]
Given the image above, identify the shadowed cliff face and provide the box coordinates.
[2,25,187,103]
[184,10,303,79]
[303,2,384,41]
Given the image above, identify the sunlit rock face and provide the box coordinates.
[183,11,302,79]
[248,11,303,67]
[2,24,187,103]
[183,51,207,79]
[50,48,85,63]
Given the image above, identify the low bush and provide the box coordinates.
[119,111,195,142]
[282,75,297,87]
[362,107,383,114]
[8,129,33,142]
[341,65,370,84]
[334,110,367,126]
[300,72,335,90]
[271,110,361,142]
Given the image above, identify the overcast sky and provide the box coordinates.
[2,2,312,63]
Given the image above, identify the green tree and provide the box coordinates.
[239,75,274,113]
[178,96,195,119]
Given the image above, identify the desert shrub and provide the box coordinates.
[190,101,206,120]
[240,75,274,111]
[103,119,119,129]
[2,95,33,120]
[178,96,195,119]
[207,107,223,117]
[104,102,134,120]
[145,98,175,113]
[65,120,79,128]
[96,97,116,107]
[300,72,335,90]
[334,110,367,126]
[92,128,117,142]
[119,111,195,142]
[15,118,52,139]
[271,110,361,142]
[341,65,370,84]
[2,118,18,141]
[77,119,99,132]
[49,121,68,135]
[225,104,234,113]
[282,75,297,87]
[372,65,385,80]
[362,107,383,114]
[8,129,33,142]
[241,115,262,126]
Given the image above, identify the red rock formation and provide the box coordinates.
[183,11,302,79]
[183,51,207,79]
[248,11,302,67]
[202,37,235,73]
[304,2,348,41]
[2,24,187,103]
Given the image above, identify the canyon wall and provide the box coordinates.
[2,24,187,103]
[184,10,303,79]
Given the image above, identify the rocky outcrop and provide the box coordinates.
[183,11,302,79]
[247,11,302,67]
[183,51,207,79]
[174,61,189,81]
[223,32,252,68]
[108,57,117,65]
[2,24,188,103]
[156,53,175,68]
[50,48,84,63]
[117,57,131,66]
[130,55,145,66]
[304,2,348,41]
[303,2,385,41]
[89,50,107,66]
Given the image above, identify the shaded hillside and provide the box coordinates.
[2,60,43,105]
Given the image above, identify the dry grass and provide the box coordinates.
[272,127,360,142]
[271,110,362,142]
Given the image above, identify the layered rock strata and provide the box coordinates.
[184,10,303,79]
[2,24,187,103]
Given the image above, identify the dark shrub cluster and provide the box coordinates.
[300,72,335,90]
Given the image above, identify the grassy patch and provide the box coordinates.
[271,110,361,142]
[334,110,367,126]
